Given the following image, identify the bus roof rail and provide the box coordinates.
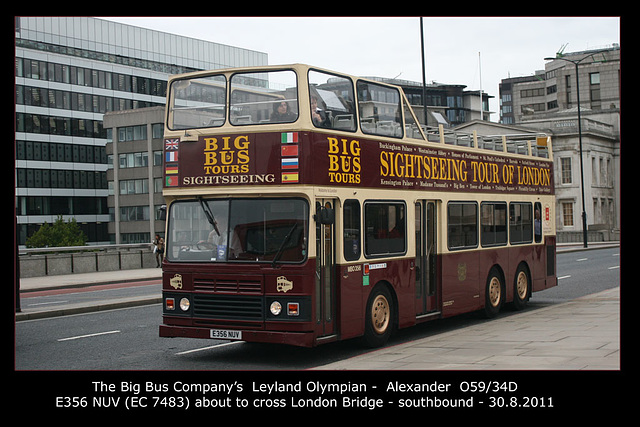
[424,125,551,159]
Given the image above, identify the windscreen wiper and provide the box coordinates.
[271,222,298,268]
[197,197,220,236]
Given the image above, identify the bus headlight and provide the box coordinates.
[179,297,190,311]
[270,301,282,316]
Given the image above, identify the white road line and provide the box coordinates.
[176,341,242,355]
[28,300,69,307]
[576,258,588,262]
[558,275,571,280]
[58,330,121,341]
[608,266,620,270]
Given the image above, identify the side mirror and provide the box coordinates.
[314,203,334,225]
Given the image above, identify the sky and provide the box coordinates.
[104,16,620,121]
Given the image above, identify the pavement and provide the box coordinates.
[15,243,621,370]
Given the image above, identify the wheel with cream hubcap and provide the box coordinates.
[484,267,503,318]
[513,264,530,310]
[363,285,394,347]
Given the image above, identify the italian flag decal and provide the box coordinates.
[281,132,298,143]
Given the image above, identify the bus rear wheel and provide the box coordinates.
[484,268,503,318]
[513,264,530,310]
[363,285,394,347]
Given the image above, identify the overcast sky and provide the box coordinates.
[104,16,620,121]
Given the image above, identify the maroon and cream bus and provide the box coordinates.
[159,64,556,348]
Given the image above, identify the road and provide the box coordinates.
[15,247,620,370]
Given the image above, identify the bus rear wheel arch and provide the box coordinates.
[362,283,396,348]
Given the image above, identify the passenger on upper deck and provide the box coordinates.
[310,95,330,127]
[271,100,296,123]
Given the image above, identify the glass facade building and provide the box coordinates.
[15,17,268,245]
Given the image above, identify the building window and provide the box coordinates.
[119,152,149,169]
[120,206,150,222]
[590,72,601,109]
[561,157,572,184]
[561,202,574,227]
[520,88,545,98]
[119,179,149,195]
[118,125,147,142]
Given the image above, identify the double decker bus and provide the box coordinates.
[159,64,556,348]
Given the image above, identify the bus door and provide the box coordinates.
[415,200,438,316]
[315,199,336,338]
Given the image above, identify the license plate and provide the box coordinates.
[210,329,242,340]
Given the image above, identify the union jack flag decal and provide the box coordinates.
[165,138,179,150]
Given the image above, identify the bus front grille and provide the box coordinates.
[193,277,263,294]
[192,295,263,320]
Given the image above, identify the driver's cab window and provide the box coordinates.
[308,70,356,131]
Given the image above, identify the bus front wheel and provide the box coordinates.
[363,285,394,348]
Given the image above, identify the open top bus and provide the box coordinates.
[159,64,556,348]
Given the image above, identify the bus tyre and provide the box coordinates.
[513,264,530,310]
[484,268,503,318]
[363,285,394,348]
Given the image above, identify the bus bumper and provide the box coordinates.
[159,324,318,347]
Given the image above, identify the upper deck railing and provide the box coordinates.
[428,125,551,159]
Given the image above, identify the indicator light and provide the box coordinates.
[166,297,175,310]
[287,302,299,316]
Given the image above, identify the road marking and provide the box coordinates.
[28,300,69,307]
[558,275,571,280]
[608,266,620,270]
[176,341,242,355]
[576,258,588,262]
[58,330,121,341]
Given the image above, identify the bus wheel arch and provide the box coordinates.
[362,282,396,348]
[512,262,531,310]
[483,266,505,318]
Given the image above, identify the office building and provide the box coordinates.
[103,107,165,244]
[15,16,267,245]
[498,45,620,239]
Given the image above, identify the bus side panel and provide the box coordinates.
[440,251,481,317]
[535,236,557,292]
[337,264,365,340]
[529,242,547,293]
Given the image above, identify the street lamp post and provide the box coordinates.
[545,50,607,248]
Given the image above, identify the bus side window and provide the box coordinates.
[343,199,361,261]
[447,202,478,250]
[357,80,403,138]
[364,202,406,256]
[509,202,533,245]
[534,202,542,243]
[308,70,356,132]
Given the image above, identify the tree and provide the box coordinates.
[25,215,87,248]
